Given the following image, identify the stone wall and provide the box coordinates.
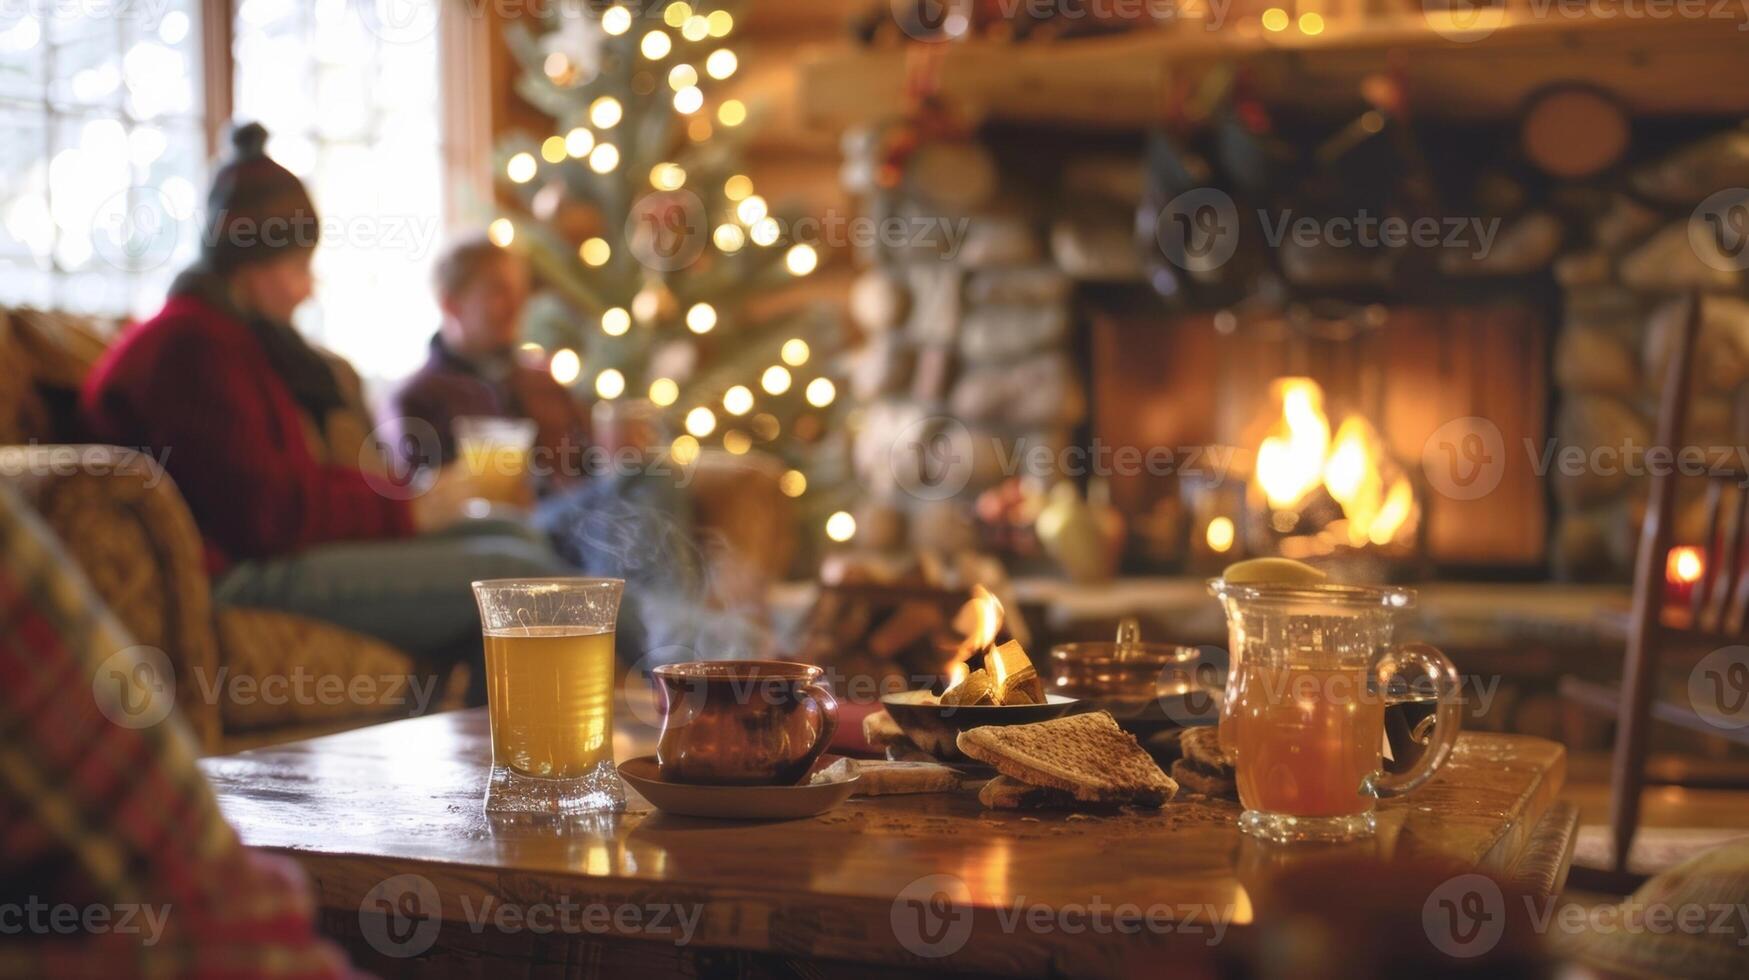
[1549,130,1749,579]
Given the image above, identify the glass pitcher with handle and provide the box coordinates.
[1209,580,1463,844]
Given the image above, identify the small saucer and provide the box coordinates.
[618,756,860,820]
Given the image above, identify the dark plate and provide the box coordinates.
[618,755,859,820]
[879,690,1082,761]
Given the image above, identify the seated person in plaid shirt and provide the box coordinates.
[0,483,359,978]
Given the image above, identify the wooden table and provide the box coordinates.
[202,708,1578,979]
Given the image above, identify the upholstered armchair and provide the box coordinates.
[1,306,795,753]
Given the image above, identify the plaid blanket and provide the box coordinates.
[0,484,359,979]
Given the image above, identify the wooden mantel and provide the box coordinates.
[798,13,1749,129]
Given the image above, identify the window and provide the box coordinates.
[233,0,446,382]
[1,0,453,386]
[0,2,207,315]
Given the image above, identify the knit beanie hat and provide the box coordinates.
[202,122,320,274]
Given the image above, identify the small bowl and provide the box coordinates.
[879,689,1082,761]
[1047,641,1210,730]
[619,755,859,820]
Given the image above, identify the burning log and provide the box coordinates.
[938,588,1045,707]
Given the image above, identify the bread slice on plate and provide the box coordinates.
[957,710,1178,808]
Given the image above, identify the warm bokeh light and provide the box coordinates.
[487,218,515,246]
[805,377,836,407]
[649,377,679,406]
[706,49,737,79]
[781,339,810,366]
[779,469,806,497]
[549,348,581,384]
[595,368,626,399]
[544,53,572,83]
[590,96,623,128]
[685,302,717,334]
[713,224,745,252]
[735,195,767,225]
[506,151,536,183]
[540,135,567,162]
[588,143,619,173]
[1669,545,1706,586]
[1206,516,1236,553]
[1261,7,1289,31]
[650,162,686,190]
[716,99,746,127]
[724,174,753,200]
[685,406,717,437]
[670,434,700,466]
[750,218,780,246]
[706,10,733,36]
[1299,12,1325,34]
[663,3,692,28]
[602,5,632,35]
[564,127,595,157]
[673,86,704,115]
[752,413,780,440]
[579,237,611,267]
[668,64,698,90]
[723,385,754,415]
[785,244,819,276]
[761,365,792,395]
[825,511,856,543]
[601,307,631,336]
[641,30,672,60]
[631,288,660,322]
[681,15,709,41]
[722,430,751,455]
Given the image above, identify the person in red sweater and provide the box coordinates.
[81,123,572,691]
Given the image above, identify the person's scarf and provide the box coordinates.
[168,264,345,422]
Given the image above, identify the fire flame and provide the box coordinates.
[947,584,1003,686]
[1254,377,1416,547]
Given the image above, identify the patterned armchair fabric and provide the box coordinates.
[0,308,437,751]
[1,306,796,750]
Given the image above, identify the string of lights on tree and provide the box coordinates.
[488,0,858,546]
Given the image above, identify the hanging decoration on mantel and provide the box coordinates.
[489,0,854,549]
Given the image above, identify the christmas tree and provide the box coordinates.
[490,0,851,552]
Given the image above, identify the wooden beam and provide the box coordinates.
[799,14,1749,129]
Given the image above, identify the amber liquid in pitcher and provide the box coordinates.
[1232,661,1386,818]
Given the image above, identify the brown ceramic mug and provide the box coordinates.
[651,661,839,786]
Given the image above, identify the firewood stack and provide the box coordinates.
[788,554,1029,700]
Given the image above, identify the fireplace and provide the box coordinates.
[842,117,1748,584]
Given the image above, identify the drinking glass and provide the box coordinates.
[472,578,626,814]
[455,415,537,504]
[1209,580,1462,844]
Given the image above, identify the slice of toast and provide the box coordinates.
[957,711,1177,807]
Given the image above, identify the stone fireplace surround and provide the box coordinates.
[841,122,1749,583]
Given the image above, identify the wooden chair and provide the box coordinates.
[1560,293,1749,878]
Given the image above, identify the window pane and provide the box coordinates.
[234,0,445,386]
[0,0,203,317]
